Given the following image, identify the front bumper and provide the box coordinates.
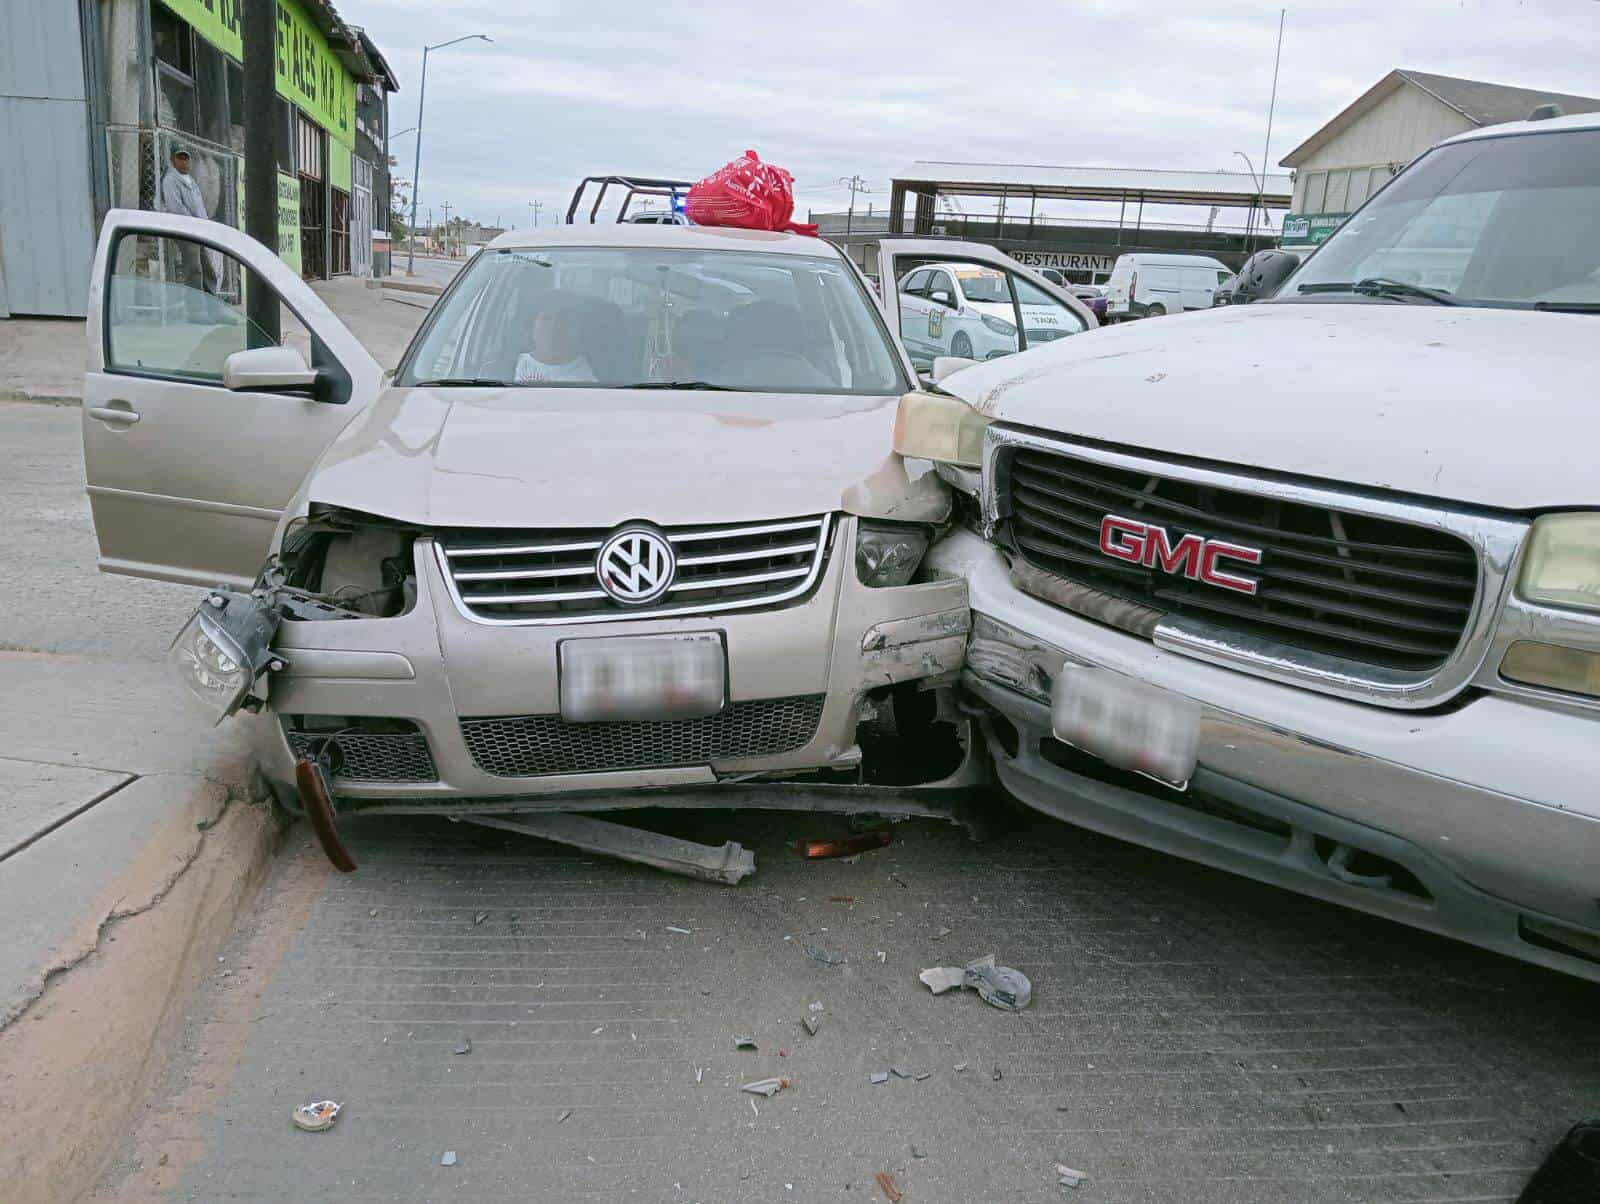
[255,516,968,805]
[930,528,1600,981]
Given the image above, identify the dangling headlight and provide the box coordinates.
[166,589,282,724]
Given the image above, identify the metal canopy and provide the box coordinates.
[892,161,1292,209]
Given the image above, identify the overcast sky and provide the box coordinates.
[353,0,1600,231]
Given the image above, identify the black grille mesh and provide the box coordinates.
[285,720,438,783]
[999,447,1479,671]
[460,695,826,777]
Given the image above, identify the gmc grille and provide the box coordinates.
[998,447,1479,672]
[437,515,832,624]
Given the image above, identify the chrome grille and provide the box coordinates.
[460,695,826,777]
[284,718,438,783]
[436,515,832,624]
[998,446,1479,672]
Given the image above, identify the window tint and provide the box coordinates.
[107,233,307,381]
[399,246,905,395]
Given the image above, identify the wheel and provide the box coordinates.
[950,332,973,359]
[1146,304,1167,318]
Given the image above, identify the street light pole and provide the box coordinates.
[406,33,492,276]
[1234,151,1261,248]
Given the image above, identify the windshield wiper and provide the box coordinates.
[1296,277,1461,305]
[1533,300,1600,314]
[620,380,740,391]
[409,377,509,387]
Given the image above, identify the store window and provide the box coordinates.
[1301,170,1328,213]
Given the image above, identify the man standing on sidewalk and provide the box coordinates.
[159,145,218,301]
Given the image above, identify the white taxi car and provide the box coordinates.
[895,261,1091,371]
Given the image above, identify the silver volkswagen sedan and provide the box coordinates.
[81,213,988,850]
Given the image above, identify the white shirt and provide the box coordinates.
[514,352,595,384]
[160,167,208,220]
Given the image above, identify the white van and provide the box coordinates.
[1104,253,1231,320]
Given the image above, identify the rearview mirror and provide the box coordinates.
[1238,250,1300,301]
[223,345,318,393]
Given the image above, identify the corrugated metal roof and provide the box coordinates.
[1280,69,1600,167]
[892,161,1292,207]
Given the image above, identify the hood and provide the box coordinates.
[939,303,1599,511]
[307,387,948,528]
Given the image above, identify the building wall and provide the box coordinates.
[1289,85,1472,209]
[0,1,98,317]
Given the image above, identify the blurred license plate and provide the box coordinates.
[1051,667,1201,788]
[559,634,725,723]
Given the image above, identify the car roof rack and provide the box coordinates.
[566,175,696,225]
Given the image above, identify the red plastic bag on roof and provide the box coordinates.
[686,150,818,236]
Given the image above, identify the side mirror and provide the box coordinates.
[931,356,977,384]
[929,288,955,308]
[223,345,319,393]
[1240,250,1300,301]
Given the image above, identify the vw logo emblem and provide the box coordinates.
[596,526,675,605]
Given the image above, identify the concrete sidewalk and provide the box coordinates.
[0,270,450,403]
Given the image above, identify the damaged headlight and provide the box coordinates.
[856,520,930,588]
[166,589,283,725]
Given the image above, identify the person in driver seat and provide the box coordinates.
[515,297,596,384]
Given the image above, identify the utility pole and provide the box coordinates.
[441,201,452,257]
[837,174,871,235]
[241,0,278,342]
[528,199,542,228]
[407,33,493,276]
[1255,9,1287,253]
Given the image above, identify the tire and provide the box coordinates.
[1146,304,1167,318]
[950,332,973,359]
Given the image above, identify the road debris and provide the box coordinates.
[808,1001,824,1011]
[290,1100,342,1132]
[875,1170,903,1201]
[624,929,648,942]
[870,1071,890,1085]
[915,1071,931,1081]
[462,813,756,884]
[735,1034,758,1050]
[793,827,893,859]
[933,926,952,939]
[829,895,856,903]
[877,950,887,962]
[474,912,488,925]
[890,1066,913,1079]
[993,1066,1004,1081]
[1056,1164,1088,1188]
[666,925,692,934]
[696,1067,705,1084]
[740,1077,791,1098]
[918,953,1033,1010]
[954,1062,969,1073]
[911,1144,927,1159]
[453,1038,471,1055]
[804,944,846,966]
[556,1108,573,1124]
[802,1014,821,1036]
[441,1151,457,1167]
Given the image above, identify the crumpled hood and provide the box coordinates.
[306,386,947,528]
[938,303,1599,511]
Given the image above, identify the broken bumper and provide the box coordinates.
[929,528,1600,982]
[254,516,969,808]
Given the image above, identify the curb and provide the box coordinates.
[0,765,284,1203]
[380,277,444,297]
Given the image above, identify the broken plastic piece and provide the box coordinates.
[441,1151,457,1167]
[804,944,845,966]
[807,1002,824,1012]
[556,1108,573,1124]
[918,954,1032,1010]
[870,1071,890,1085]
[802,1015,820,1036]
[890,1066,912,1079]
[666,925,691,934]
[735,1034,758,1050]
[875,1171,903,1202]
[462,813,755,885]
[291,1100,342,1132]
[453,1039,471,1055]
[792,827,893,859]
[1056,1164,1088,1188]
[295,757,356,872]
[740,1077,791,1098]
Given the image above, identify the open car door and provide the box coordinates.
[871,238,1096,383]
[82,210,382,587]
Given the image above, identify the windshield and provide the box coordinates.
[397,246,907,393]
[1282,128,1600,308]
[954,270,1009,304]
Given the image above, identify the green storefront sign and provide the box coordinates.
[161,0,356,145]
[277,173,302,274]
[1282,212,1348,247]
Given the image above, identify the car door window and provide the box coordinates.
[926,271,958,307]
[1013,276,1085,348]
[902,269,931,297]
[107,232,310,382]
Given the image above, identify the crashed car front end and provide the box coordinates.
[177,499,975,820]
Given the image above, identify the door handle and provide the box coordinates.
[88,402,140,426]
